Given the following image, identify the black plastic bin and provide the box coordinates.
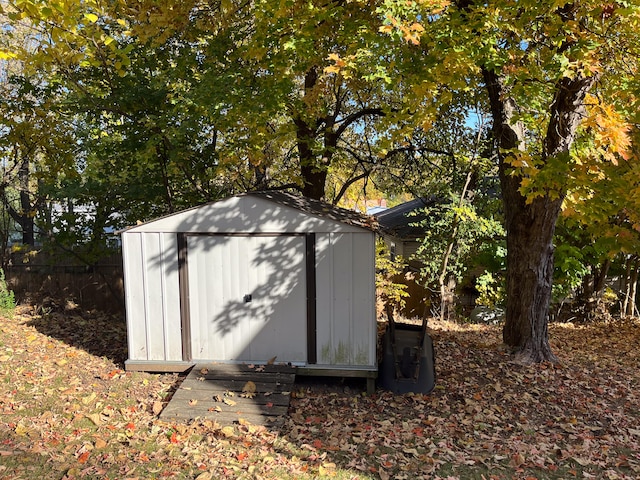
[379,323,436,394]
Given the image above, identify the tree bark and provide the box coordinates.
[628,258,639,318]
[623,255,639,317]
[294,67,327,200]
[483,67,597,364]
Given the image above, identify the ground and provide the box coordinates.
[1,305,639,479]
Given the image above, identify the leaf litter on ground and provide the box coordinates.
[1,305,639,479]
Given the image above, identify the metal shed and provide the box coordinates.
[121,191,378,381]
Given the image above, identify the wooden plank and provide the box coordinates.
[160,409,287,427]
[179,379,292,394]
[296,366,377,378]
[162,397,289,417]
[159,363,295,428]
[193,371,295,382]
[170,387,291,407]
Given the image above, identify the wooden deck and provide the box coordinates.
[159,363,296,428]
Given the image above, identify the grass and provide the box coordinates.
[1,305,639,479]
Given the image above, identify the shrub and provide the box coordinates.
[0,268,15,317]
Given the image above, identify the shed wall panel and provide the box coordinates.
[331,233,355,364]
[159,234,182,361]
[315,233,376,367]
[350,233,376,365]
[315,233,333,365]
[142,234,166,360]
[123,233,148,360]
[125,233,183,362]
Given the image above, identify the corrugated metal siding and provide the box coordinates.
[186,235,307,364]
[123,232,147,360]
[123,232,182,362]
[123,195,377,371]
[316,232,375,367]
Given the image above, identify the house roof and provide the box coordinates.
[375,196,440,240]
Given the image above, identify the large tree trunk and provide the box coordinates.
[293,67,328,201]
[483,67,597,364]
[500,176,562,363]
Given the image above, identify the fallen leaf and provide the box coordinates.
[221,426,235,438]
[242,381,256,394]
[85,413,102,426]
[94,438,107,449]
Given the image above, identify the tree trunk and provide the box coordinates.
[18,161,35,246]
[293,67,327,201]
[622,255,632,317]
[624,255,639,317]
[483,66,597,364]
[500,183,562,363]
[593,259,611,299]
[628,259,638,318]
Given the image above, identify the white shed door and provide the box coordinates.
[187,235,307,363]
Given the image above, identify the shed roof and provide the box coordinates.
[249,191,377,230]
[121,191,377,234]
[375,196,440,240]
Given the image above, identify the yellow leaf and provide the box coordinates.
[324,65,342,75]
[221,426,236,438]
[242,381,256,394]
[0,50,17,60]
[327,53,344,65]
[84,13,99,23]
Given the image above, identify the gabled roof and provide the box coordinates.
[375,196,440,240]
[247,191,377,231]
[120,190,377,234]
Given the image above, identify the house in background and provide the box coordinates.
[375,197,438,272]
[375,196,479,319]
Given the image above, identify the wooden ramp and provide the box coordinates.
[159,363,296,429]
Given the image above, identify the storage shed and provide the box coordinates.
[121,191,378,380]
